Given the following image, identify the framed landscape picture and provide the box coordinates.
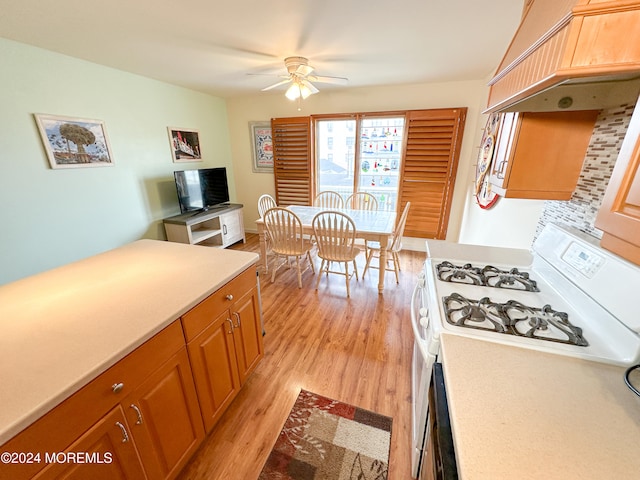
[250,121,273,173]
[168,127,202,162]
[34,114,114,169]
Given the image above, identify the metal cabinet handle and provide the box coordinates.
[232,311,241,328]
[226,318,234,334]
[223,224,228,235]
[497,160,507,179]
[115,421,129,443]
[130,404,144,425]
[226,294,234,301]
[112,382,124,394]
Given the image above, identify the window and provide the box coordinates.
[272,108,467,239]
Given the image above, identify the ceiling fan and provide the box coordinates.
[259,56,348,100]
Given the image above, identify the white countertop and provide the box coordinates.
[0,240,258,445]
[440,334,640,479]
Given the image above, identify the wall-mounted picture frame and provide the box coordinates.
[34,114,114,169]
[168,127,202,163]
[249,121,273,173]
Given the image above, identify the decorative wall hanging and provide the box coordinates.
[249,121,274,173]
[475,113,501,209]
[168,127,202,163]
[34,114,114,169]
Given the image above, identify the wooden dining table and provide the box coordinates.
[255,205,397,293]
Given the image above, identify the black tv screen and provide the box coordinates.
[174,167,230,213]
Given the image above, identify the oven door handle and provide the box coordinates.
[411,279,435,358]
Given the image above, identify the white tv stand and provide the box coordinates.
[163,204,245,248]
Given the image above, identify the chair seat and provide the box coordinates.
[320,246,361,263]
[272,239,315,257]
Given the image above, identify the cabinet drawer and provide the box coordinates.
[181,267,257,341]
[0,321,185,479]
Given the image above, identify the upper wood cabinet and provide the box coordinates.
[595,99,640,265]
[486,0,640,112]
[488,110,598,199]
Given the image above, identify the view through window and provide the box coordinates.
[316,116,405,211]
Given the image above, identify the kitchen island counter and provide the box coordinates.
[440,333,640,479]
[0,240,258,445]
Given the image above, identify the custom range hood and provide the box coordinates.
[485,0,640,113]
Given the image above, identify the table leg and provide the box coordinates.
[377,234,387,294]
[257,223,268,274]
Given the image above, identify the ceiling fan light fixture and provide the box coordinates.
[285,82,301,100]
[285,80,314,101]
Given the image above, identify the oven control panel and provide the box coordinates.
[561,242,605,278]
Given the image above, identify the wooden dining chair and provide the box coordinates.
[345,192,378,211]
[263,207,315,288]
[257,194,277,273]
[257,194,277,217]
[312,211,360,297]
[363,202,411,283]
[313,191,344,209]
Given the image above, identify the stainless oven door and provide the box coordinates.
[420,363,458,480]
[411,273,438,478]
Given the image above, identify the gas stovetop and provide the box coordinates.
[442,293,588,347]
[436,261,539,291]
[422,224,640,366]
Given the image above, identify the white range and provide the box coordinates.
[410,222,640,479]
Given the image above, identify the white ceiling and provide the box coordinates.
[0,0,524,98]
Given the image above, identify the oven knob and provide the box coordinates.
[419,316,430,328]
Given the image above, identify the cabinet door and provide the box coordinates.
[33,406,146,480]
[220,209,245,246]
[595,103,640,265]
[489,111,598,199]
[187,310,242,432]
[125,348,204,480]
[231,287,264,385]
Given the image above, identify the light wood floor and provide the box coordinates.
[177,234,423,480]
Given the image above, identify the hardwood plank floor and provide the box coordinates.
[177,233,423,480]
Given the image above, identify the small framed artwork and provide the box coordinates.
[249,121,273,173]
[168,127,202,163]
[34,114,114,169]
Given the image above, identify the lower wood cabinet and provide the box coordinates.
[33,406,146,480]
[124,348,204,480]
[184,267,264,432]
[0,265,263,480]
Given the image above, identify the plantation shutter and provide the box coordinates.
[399,108,467,239]
[271,116,313,206]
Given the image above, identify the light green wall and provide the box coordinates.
[0,38,233,284]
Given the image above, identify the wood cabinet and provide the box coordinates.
[33,406,146,480]
[183,267,263,432]
[488,110,598,199]
[163,204,246,247]
[595,100,640,265]
[124,348,204,480]
[486,0,640,112]
[0,264,263,480]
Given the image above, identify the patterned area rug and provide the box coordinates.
[258,389,392,480]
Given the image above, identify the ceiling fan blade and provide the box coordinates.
[301,79,319,95]
[261,79,292,91]
[295,64,315,76]
[308,74,348,85]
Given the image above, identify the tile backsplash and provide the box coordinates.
[535,103,636,241]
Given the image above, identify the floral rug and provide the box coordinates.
[258,389,392,480]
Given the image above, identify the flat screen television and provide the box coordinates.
[173,167,230,214]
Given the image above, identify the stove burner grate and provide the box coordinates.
[436,262,540,292]
[442,294,589,347]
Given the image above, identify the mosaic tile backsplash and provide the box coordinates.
[535,103,636,242]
